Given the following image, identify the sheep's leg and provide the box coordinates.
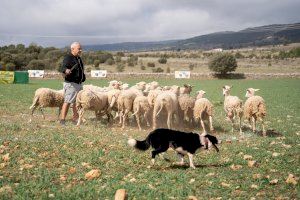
[209,115,214,132]
[200,119,207,134]
[122,109,129,129]
[229,117,234,132]
[187,153,196,169]
[152,107,158,129]
[144,111,151,127]
[238,116,242,134]
[40,108,45,119]
[76,108,84,126]
[30,105,38,122]
[260,118,266,136]
[167,112,172,129]
[136,114,142,131]
[251,116,256,133]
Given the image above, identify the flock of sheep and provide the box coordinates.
[29,80,267,136]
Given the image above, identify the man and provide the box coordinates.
[60,42,86,125]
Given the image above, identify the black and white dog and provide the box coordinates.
[128,128,219,169]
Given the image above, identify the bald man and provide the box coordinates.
[60,42,86,125]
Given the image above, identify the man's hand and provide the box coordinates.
[65,69,71,75]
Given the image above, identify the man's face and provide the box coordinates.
[72,44,82,56]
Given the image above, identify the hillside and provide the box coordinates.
[85,22,300,51]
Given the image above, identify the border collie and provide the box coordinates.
[128,128,219,169]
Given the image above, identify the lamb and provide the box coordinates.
[132,96,152,130]
[153,86,180,129]
[193,90,214,134]
[222,85,243,133]
[29,88,64,121]
[76,90,109,126]
[244,88,267,136]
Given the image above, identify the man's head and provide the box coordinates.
[71,42,82,56]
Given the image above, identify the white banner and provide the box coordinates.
[91,70,107,78]
[28,70,44,78]
[175,71,190,79]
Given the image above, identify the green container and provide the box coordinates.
[14,71,29,84]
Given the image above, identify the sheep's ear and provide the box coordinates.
[183,84,188,87]
[254,89,260,92]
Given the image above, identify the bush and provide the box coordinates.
[209,53,237,75]
[147,62,155,68]
[140,65,146,70]
[152,67,164,73]
[166,67,171,73]
[158,56,167,64]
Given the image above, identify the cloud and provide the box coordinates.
[0,0,299,47]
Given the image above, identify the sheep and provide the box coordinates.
[178,94,195,127]
[153,87,180,129]
[147,88,163,107]
[222,85,243,133]
[132,96,152,130]
[29,88,64,121]
[76,90,109,126]
[193,90,214,134]
[244,88,267,136]
[117,88,144,129]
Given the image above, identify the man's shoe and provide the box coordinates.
[60,120,66,125]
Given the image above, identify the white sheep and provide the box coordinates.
[132,96,152,130]
[76,90,109,126]
[244,88,267,136]
[222,85,243,133]
[193,90,214,134]
[29,88,64,121]
[117,88,144,129]
[178,94,195,127]
[153,87,180,130]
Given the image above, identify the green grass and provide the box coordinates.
[0,78,299,199]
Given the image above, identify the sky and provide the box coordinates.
[0,0,299,47]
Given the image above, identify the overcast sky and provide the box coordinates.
[0,0,299,47]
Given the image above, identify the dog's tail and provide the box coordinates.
[128,138,150,151]
[205,135,219,152]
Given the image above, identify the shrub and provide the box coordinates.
[158,56,167,64]
[94,60,100,68]
[140,65,146,70]
[208,53,237,75]
[152,67,164,73]
[166,67,171,73]
[147,62,155,68]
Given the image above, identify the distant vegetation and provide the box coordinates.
[0,43,300,73]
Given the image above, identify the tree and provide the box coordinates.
[209,53,237,75]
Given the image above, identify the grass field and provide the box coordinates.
[0,78,299,199]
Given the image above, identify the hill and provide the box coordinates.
[85,22,300,51]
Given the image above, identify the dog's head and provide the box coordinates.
[204,134,220,152]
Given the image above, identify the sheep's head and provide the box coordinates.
[196,90,206,99]
[121,83,130,90]
[136,81,147,90]
[182,84,193,94]
[245,88,260,98]
[222,85,232,96]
